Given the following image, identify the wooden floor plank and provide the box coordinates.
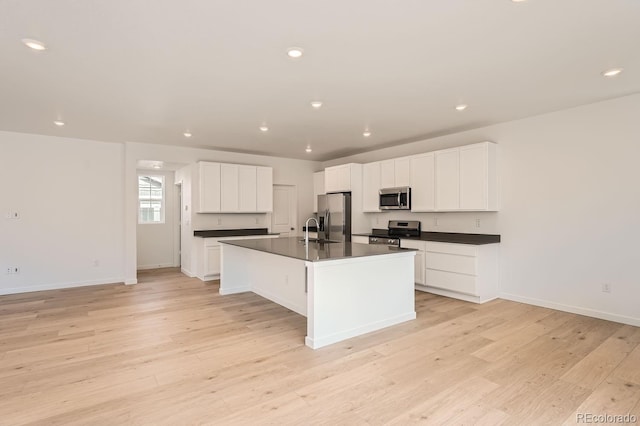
[0,267,638,425]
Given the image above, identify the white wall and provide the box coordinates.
[136,169,178,270]
[124,142,321,282]
[324,93,640,326]
[0,131,125,294]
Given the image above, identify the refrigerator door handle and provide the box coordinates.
[326,209,330,240]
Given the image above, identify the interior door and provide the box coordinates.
[271,185,297,237]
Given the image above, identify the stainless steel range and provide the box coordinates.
[368,220,421,247]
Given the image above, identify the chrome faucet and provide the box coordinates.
[304,217,319,246]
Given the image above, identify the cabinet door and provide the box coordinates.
[220,164,239,212]
[394,157,411,187]
[313,171,325,212]
[414,250,425,285]
[435,148,460,210]
[325,165,351,192]
[205,245,221,276]
[256,166,273,212]
[198,162,221,212]
[460,144,488,210]
[238,165,257,212]
[410,153,435,211]
[380,160,395,188]
[362,162,381,212]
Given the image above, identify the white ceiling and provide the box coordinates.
[1,1,638,161]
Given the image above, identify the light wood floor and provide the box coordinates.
[1,268,639,425]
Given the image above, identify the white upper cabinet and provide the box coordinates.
[198,162,221,213]
[256,166,273,212]
[410,153,436,212]
[380,160,395,189]
[459,142,497,211]
[394,157,411,187]
[362,162,381,212]
[238,165,257,212]
[198,161,273,213]
[435,148,461,211]
[220,164,240,212]
[435,142,498,211]
[312,171,325,212]
[325,163,359,193]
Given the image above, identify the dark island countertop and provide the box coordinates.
[221,237,415,262]
[193,228,278,238]
[353,229,501,245]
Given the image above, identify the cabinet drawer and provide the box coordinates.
[426,252,476,275]
[426,241,477,257]
[426,269,477,296]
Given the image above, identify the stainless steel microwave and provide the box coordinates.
[379,187,411,210]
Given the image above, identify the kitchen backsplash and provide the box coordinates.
[368,211,499,234]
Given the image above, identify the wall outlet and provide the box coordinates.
[5,211,19,219]
[434,217,439,227]
[475,218,481,228]
[6,267,19,274]
[217,217,222,225]
[602,283,611,293]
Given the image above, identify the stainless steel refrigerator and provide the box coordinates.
[317,192,352,242]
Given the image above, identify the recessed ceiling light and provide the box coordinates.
[259,125,269,132]
[22,38,47,51]
[54,120,65,126]
[311,101,323,109]
[363,131,371,137]
[305,146,312,153]
[602,68,623,78]
[183,132,192,138]
[511,0,527,3]
[152,164,162,169]
[455,104,468,111]
[287,47,304,59]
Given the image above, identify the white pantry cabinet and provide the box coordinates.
[409,153,436,212]
[419,241,499,303]
[198,161,273,213]
[324,163,361,193]
[312,171,325,212]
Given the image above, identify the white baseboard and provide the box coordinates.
[180,267,194,278]
[305,311,416,349]
[219,285,251,295]
[137,263,176,271]
[0,277,124,296]
[500,292,640,327]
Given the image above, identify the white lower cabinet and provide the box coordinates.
[400,239,426,285]
[351,235,370,244]
[198,234,278,281]
[420,241,499,303]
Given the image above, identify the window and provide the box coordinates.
[138,175,165,224]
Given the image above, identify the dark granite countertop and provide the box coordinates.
[221,237,415,262]
[353,229,500,245]
[193,228,278,238]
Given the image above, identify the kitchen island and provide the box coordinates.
[220,237,416,349]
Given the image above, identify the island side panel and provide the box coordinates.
[305,252,416,349]
[220,244,308,316]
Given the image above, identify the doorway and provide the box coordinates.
[271,185,297,237]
